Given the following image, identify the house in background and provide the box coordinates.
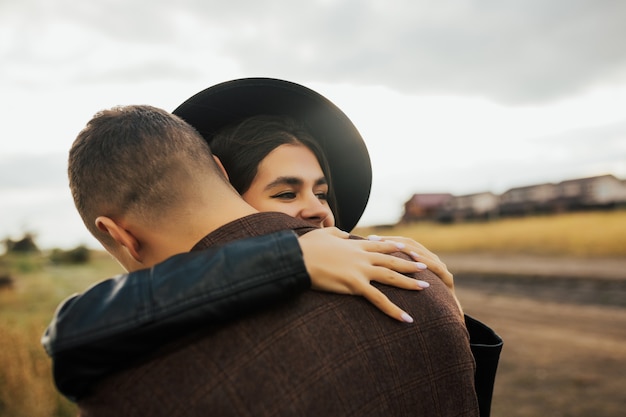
[401,193,452,223]
[552,174,626,210]
[437,192,500,222]
[499,182,557,216]
[399,174,626,224]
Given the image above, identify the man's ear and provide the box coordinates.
[95,216,141,261]
[213,155,229,180]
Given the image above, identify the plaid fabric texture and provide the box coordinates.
[79,213,478,417]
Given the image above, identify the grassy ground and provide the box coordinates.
[1,210,624,417]
[354,210,626,257]
[0,251,122,417]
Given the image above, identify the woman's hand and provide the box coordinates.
[368,234,464,316]
[368,234,454,291]
[298,228,431,324]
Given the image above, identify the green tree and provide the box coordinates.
[3,233,39,254]
[50,245,91,264]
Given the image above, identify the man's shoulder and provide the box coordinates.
[162,273,467,359]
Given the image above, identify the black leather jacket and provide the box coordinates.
[42,230,310,402]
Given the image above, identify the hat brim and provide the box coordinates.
[172,78,372,231]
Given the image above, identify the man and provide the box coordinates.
[43,84,444,402]
[59,104,478,416]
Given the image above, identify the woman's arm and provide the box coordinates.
[43,231,307,400]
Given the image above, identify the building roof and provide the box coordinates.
[405,193,453,208]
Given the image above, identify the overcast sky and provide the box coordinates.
[1,0,626,248]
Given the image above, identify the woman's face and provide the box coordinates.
[242,143,335,228]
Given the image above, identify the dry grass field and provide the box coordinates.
[1,211,625,417]
[0,251,122,417]
[354,210,626,258]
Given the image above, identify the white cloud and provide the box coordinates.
[4,1,626,103]
[211,0,626,104]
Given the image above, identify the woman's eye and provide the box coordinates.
[316,192,328,201]
[272,192,297,200]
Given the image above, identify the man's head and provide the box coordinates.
[68,105,249,270]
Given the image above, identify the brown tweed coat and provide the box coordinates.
[79,213,478,417]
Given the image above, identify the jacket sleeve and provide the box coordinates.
[41,230,310,402]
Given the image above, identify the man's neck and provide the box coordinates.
[131,198,259,271]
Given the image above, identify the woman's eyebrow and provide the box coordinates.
[264,176,303,190]
[315,177,328,186]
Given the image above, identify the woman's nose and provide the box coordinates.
[300,195,333,227]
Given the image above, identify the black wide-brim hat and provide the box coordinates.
[172,78,372,231]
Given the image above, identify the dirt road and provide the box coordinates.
[448,254,626,417]
[440,253,626,280]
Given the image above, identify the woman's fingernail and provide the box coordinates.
[367,235,382,241]
[401,312,414,323]
[416,280,430,288]
[393,241,405,250]
[410,251,420,259]
[415,262,428,270]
